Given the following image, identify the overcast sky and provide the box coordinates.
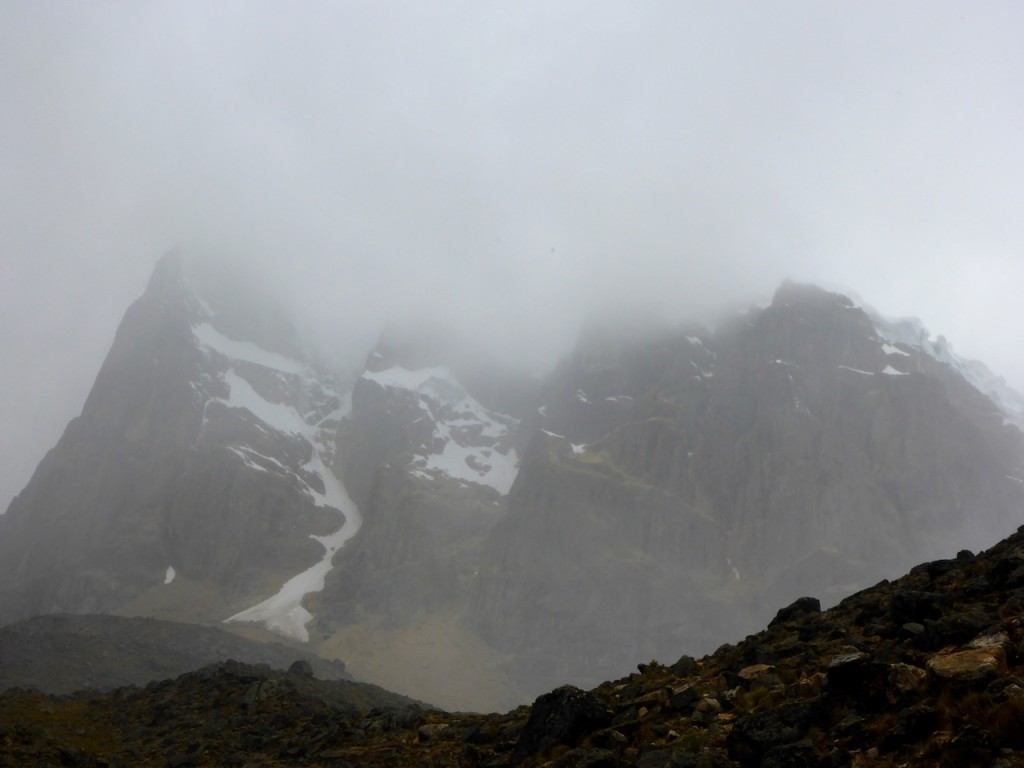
[3,1,1024,510]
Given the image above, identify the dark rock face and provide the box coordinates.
[469,428,733,691]
[467,282,1024,697]
[315,461,502,630]
[0,256,208,617]
[513,685,612,762]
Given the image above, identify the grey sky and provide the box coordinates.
[3,1,1024,510]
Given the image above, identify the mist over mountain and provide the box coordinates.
[1,254,1021,711]
[6,3,1024,529]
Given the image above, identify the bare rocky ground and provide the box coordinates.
[5,524,1024,767]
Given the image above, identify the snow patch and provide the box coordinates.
[881,342,910,358]
[837,365,873,376]
[365,365,520,495]
[226,460,362,643]
[864,305,1024,429]
[164,566,176,585]
[193,323,305,374]
[221,370,310,435]
[363,365,452,391]
[605,395,634,404]
[690,360,714,378]
[423,438,518,495]
[228,446,269,474]
[882,365,910,376]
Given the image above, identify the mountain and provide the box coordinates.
[466,282,1024,695]
[0,253,353,636]
[1,257,1022,711]
[4,521,1024,767]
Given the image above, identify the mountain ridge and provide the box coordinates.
[1,258,1022,710]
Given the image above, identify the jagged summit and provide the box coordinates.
[0,257,353,642]
[144,248,186,295]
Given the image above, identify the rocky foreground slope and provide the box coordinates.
[4,525,1024,767]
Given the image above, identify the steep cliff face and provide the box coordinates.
[0,255,208,619]
[0,255,351,631]
[466,282,1024,697]
[469,430,733,691]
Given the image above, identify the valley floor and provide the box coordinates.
[315,607,527,713]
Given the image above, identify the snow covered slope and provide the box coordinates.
[857,302,1024,430]
[189,319,362,642]
[360,365,519,494]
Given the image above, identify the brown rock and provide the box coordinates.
[666,684,698,712]
[738,663,783,691]
[927,638,1007,685]
[738,663,776,681]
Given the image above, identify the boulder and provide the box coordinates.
[927,633,1008,686]
[825,652,890,712]
[737,664,783,691]
[727,700,825,766]
[769,597,821,627]
[287,659,314,677]
[666,684,699,712]
[512,685,611,762]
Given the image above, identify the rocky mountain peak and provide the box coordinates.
[770,279,857,310]
[143,248,187,298]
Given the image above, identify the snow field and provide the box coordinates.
[363,365,520,495]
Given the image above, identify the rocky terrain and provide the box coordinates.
[4,525,1024,767]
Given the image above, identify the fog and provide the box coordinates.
[3,2,1024,510]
